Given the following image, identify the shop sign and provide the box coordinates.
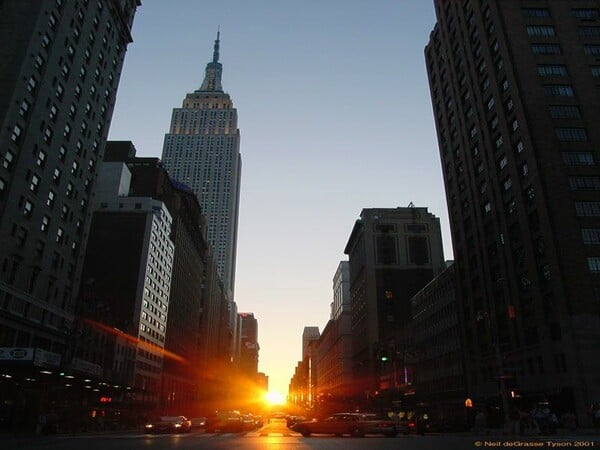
[33,348,62,368]
[0,347,35,361]
[71,357,102,377]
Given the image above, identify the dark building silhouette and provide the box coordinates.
[93,141,233,414]
[343,207,445,408]
[0,0,139,430]
[411,263,467,428]
[426,0,600,425]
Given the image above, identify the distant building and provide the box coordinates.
[160,32,241,299]
[314,261,354,415]
[238,312,259,376]
[302,326,320,360]
[343,206,445,406]
[426,0,600,425]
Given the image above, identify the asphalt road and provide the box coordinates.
[2,419,598,450]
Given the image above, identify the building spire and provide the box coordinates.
[213,28,220,63]
[198,29,223,92]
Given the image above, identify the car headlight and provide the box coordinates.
[174,423,182,428]
[145,424,153,428]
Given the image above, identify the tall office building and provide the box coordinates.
[161,32,242,297]
[343,207,445,404]
[426,0,600,424]
[0,0,138,361]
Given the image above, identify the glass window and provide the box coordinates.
[570,176,600,191]
[584,45,600,56]
[527,26,556,37]
[544,85,574,97]
[522,8,550,18]
[549,105,581,119]
[576,202,600,216]
[563,152,594,166]
[538,65,568,77]
[579,27,600,37]
[572,9,599,19]
[582,229,600,245]
[532,44,561,55]
[588,257,600,273]
[555,128,588,142]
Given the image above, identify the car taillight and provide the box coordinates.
[409,421,415,428]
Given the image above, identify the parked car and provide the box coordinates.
[291,412,397,437]
[204,411,244,432]
[189,416,207,429]
[286,415,307,428]
[241,413,259,430]
[144,416,192,434]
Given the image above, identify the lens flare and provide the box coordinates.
[264,390,285,405]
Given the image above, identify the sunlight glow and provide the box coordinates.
[264,390,285,405]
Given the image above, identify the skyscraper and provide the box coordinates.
[426,0,600,425]
[0,0,138,359]
[161,32,241,297]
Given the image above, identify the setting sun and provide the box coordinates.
[264,390,285,406]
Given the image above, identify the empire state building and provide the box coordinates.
[161,32,241,295]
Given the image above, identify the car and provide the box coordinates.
[286,415,307,428]
[144,416,192,434]
[291,412,397,437]
[204,411,244,433]
[241,413,259,430]
[189,416,207,429]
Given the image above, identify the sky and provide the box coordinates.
[108,0,448,396]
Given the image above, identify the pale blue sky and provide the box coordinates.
[108,0,449,395]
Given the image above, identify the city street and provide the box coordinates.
[2,419,599,450]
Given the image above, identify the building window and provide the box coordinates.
[576,202,600,216]
[376,235,398,264]
[563,152,594,166]
[582,229,600,245]
[538,65,568,77]
[570,176,600,191]
[556,127,588,142]
[526,26,556,37]
[46,190,56,207]
[23,200,33,217]
[522,8,550,18]
[531,44,561,55]
[19,99,30,117]
[30,174,40,192]
[408,236,429,265]
[52,168,61,184]
[516,140,525,153]
[579,27,600,37]
[10,125,22,143]
[499,155,508,169]
[588,257,600,273]
[41,215,50,232]
[573,9,600,19]
[549,105,581,119]
[584,45,600,56]
[544,85,574,97]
